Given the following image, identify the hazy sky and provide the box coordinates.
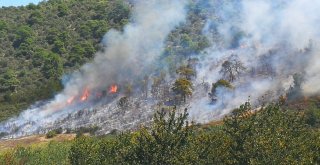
[0,0,43,7]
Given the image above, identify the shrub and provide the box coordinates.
[46,130,57,139]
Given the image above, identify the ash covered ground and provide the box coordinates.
[1,0,320,139]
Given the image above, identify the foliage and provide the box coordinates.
[1,102,320,164]
[224,102,318,164]
[208,79,233,103]
[172,78,193,103]
[0,0,130,121]
[0,142,71,165]
[176,65,196,80]
[69,136,101,164]
[75,126,100,137]
[0,1,319,164]
[126,108,193,164]
[0,69,20,92]
[0,0,213,121]
[46,130,58,139]
[220,55,246,82]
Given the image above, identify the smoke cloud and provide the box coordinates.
[189,0,320,122]
[2,0,320,136]
[0,0,188,136]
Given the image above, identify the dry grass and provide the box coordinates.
[201,120,224,129]
[0,134,76,153]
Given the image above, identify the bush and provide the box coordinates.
[1,103,320,164]
[75,125,99,137]
[46,130,57,139]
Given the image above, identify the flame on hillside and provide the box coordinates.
[80,88,90,101]
[67,96,75,104]
[109,85,118,94]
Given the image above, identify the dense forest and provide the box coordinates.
[0,0,320,164]
[0,0,130,121]
[0,0,209,121]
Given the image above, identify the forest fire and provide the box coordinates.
[67,96,75,104]
[80,88,90,101]
[109,85,118,94]
[65,85,118,105]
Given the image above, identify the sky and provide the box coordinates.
[0,0,43,7]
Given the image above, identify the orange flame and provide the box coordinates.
[67,96,75,104]
[80,88,90,101]
[109,85,118,94]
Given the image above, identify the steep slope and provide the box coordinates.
[0,0,130,121]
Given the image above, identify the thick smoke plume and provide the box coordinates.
[189,0,320,122]
[0,0,187,136]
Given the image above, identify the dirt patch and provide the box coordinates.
[0,134,76,152]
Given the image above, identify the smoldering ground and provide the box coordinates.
[0,0,188,137]
[1,0,320,137]
[189,0,320,122]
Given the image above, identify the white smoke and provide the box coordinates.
[0,0,188,136]
[189,0,320,122]
[2,0,320,136]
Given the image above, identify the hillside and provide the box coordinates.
[0,134,75,152]
[0,0,130,121]
[0,0,320,164]
[1,102,320,164]
[0,0,210,122]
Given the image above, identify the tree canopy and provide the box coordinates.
[0,0,130,121]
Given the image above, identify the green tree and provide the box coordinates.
[172,78,192,103]
[176,65,195,80]
[220,55,246,82]
[0,69,20,92]
[41,52,63,79]
[69,137,101,165]
[224,103,317,164]
[0,20,8,31]
[57,4,69,17]
[26,3,39,10]
[106,0,130,25]
[125,108,194,164]
[0,0,132,122]
[208,79,233,103]
[52,39,66,54]
[14,26,34,48]
[46,28,59,44]
[28,10,44,25]
[223,102,252,164]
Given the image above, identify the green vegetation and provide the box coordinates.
[0,142,71,165]
[1,102,319,164]
[1,1,319,164]
[172,78,193,103]
[46,128,63,138]
[0,0,130,121]
[75,126,99,138]
[220,55,246,82]
[208,79,233,103]
[0,0,211,122]
[45,130,58,139]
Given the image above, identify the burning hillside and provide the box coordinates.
[1,0,320,138]
[0,0,188,138]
